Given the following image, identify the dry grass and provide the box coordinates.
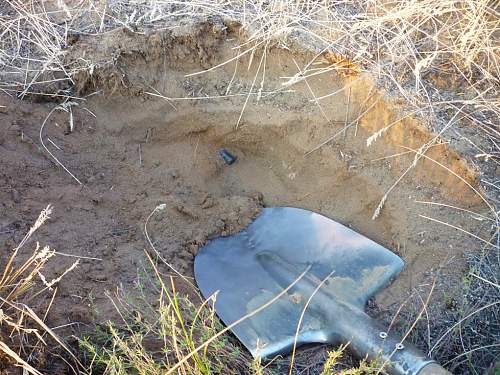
[0,0,71,97]
[0,205,81,374]
[1,1,499,105]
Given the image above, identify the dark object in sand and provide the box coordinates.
[219,149,237,165]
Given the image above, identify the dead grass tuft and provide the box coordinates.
[0,205,82,374]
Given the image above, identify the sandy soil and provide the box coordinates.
[0,21,493,372]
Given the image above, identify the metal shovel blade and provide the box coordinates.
[194,207,435,374]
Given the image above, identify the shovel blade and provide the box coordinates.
[194,207,404,358]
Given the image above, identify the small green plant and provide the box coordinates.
[79,249,385,375]
[79,251,253,375]
[321,344,383,375]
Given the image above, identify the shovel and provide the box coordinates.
[194,207,450,375]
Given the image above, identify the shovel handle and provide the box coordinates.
[331,305,451,375]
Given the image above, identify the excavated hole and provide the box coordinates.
[67,25,489,314]
[0,23,490,368]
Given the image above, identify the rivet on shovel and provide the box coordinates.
[218,149,237,165]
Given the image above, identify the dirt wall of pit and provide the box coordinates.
[69,21,481,206]
[55,20,491,311]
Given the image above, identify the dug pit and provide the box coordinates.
[0,20,491,362]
